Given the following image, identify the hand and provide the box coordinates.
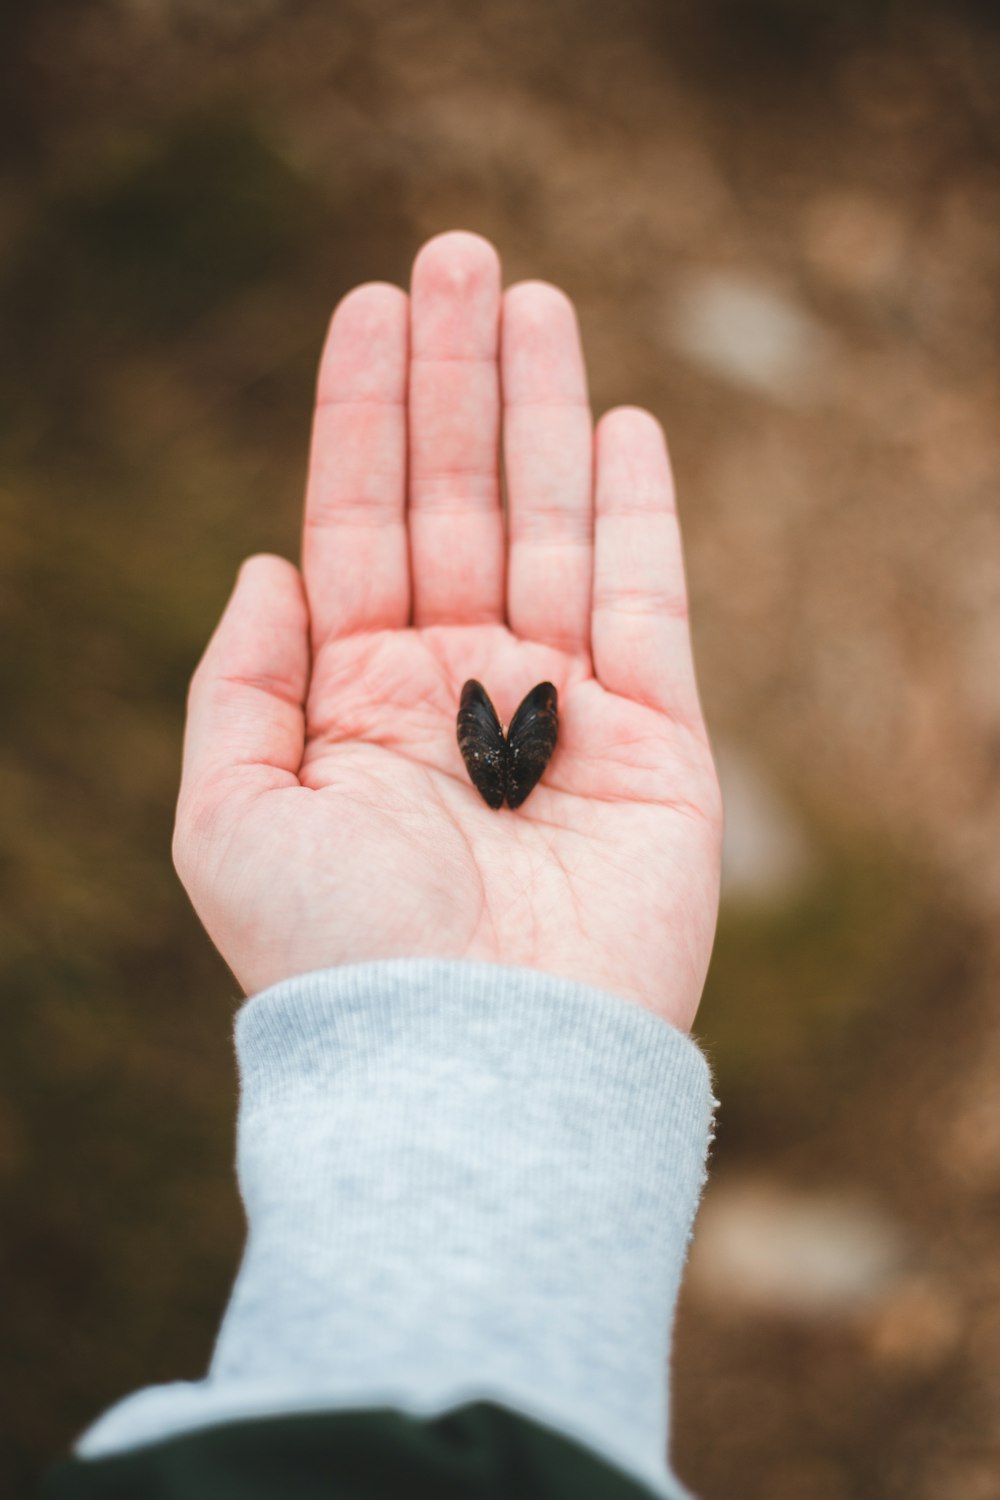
[173,232,722,1031]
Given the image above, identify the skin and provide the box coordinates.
[173,231,722,1033]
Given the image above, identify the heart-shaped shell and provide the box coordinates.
[456,679,558,810]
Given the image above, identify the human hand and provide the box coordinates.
[173,232,721,1031]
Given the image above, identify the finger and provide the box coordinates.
[303,282,409,648]
[502,281,593,654]
[592,408,704,726]
[408,231,504,627]
[179,554,309,809]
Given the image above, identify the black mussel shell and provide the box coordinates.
[456,679,559,810]
[457,679,506,809]
[506,681,558,809]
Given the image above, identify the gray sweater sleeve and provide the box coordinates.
[73,959,717,1499]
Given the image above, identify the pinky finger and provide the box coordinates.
[591,407,704,727]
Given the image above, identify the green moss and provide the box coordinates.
[27,115,319,340]
[699,825,947,1111]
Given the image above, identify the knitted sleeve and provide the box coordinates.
[64,959,716,1500]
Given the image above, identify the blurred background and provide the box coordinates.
[1,1,998,1496]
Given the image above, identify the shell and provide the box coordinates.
[457,679,506,809]
[506,681,558,809]
[456,679,558,810]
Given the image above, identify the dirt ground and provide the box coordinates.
[1,2,999,1496]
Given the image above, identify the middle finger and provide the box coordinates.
[408,232,505,629]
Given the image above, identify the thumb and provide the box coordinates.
[177,553,309,819]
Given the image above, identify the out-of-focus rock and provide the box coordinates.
[864,1274,964,1372]
[942,1062,1000,1194]
[665,272,834,403]
[687,1178,908,1316]
[716,743,816,906]
[800,191,907,294]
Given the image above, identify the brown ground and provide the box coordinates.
[2,2,999,1496]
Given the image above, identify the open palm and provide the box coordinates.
[174,233,721,1032]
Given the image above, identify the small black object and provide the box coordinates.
[457,680,559,809]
